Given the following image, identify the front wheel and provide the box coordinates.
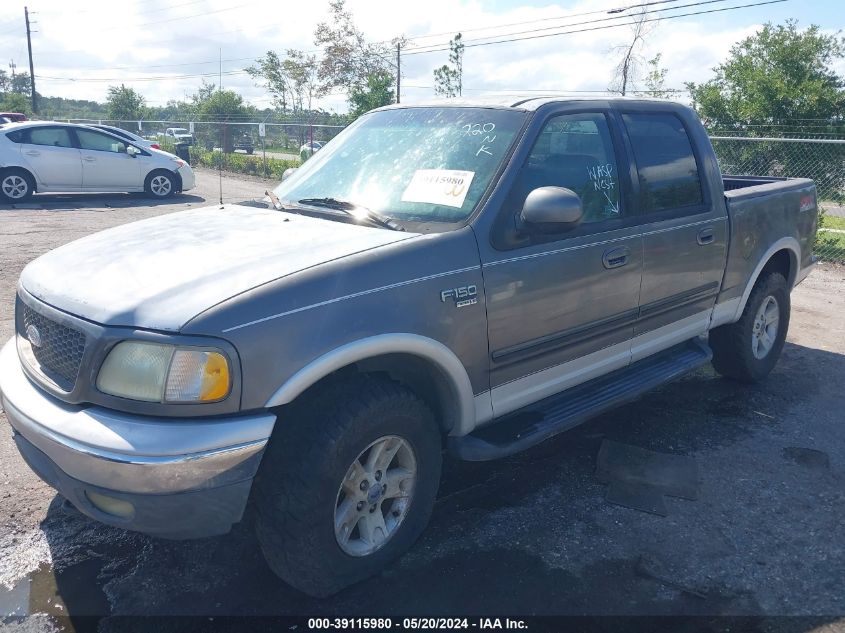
[144,170,176,198]
[710,271,790,382]
[253,375,442,597]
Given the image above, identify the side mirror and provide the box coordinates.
[519,186,583,234]
[281,167,298,181]
[126,145,140,157]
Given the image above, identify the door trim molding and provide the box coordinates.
[485,309,712,425]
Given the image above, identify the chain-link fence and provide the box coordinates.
[63,118,347,180]
[61,119,845,265]
[710,136,845,264]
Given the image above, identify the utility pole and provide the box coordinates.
[9,60,16,80]
[25,7,37,113]
[396,42,401,104]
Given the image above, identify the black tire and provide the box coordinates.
[1,168,35,203]
[253,375,442,597]
[144,170,176,199]
[710,272,790,383]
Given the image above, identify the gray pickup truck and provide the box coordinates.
[0,97,817,597]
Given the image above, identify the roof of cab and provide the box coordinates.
[375,94,679,112]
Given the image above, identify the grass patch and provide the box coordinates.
[820,214,845,230]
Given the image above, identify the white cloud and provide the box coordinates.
[0,0,829,113]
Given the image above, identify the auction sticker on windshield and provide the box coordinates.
[401,169,476,208]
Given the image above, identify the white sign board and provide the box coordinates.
[401,169,475,208]
[189,121,195,133]
[258,123,266,138]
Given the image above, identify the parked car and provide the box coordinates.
[0,112,28,122]
[88,124,162,151]
[299,140,323,161]
[0,121,195,201]
[233,133,254,154]
[0,116,11,125]
[0,98,817,598]
[159,127,194,145]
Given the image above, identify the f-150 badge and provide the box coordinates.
[441,285,478,308]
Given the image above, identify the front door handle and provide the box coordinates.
[602,246,630,269]
[697,227,715,245]
[82,156,96,162]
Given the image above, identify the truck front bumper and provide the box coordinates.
[0,340,276,539]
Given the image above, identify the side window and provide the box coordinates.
[5,130,24,143]
[513,113,622,224]
[76,129,127,154]
[26,127,75,148]
[622,113,703,213]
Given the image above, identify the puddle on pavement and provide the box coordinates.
[1,558,110,621]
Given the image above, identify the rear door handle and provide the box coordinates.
[602,246,630,269]
[24,150,40,156]
[697,227,715,245]
[82,156,96,162]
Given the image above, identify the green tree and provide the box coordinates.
[106,84,148,121]
[314,0,401,107]
[687,20,845,129]
[641,53,671,98]
[191,86,256,152]
[0,92,31,116]
[348,70,394,118]
[433,33,464,98]
[248,49,321,114]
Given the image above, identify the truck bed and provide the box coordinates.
[717,175,817,308]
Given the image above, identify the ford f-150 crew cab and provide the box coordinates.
[0,97,817,597]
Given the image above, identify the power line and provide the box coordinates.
[403,0,789,56]
[37,69,249,82]
[404,0,733,54]
[396,0,689,43]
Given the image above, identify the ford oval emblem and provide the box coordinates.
[26,324,42,348]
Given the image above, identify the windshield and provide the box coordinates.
[274,107,526,224]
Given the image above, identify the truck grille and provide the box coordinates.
[18,302,86,391]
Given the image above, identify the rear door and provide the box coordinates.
[619,111,727,361]
[481,110,643,418]
[18,126,82,188]
[73,128,142,190]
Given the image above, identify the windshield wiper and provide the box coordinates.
[297,197,404,232]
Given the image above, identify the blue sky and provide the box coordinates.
[0,0,841,111]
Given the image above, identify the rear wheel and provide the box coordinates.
[1,168,35,202]
[710,272,790,382]
[144,170,176,198]
[253,375,442,597]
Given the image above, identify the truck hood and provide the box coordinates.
[20,205,417,331]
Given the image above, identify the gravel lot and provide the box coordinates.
[0,169,843,628]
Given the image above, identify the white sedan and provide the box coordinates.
[0,121,195,202]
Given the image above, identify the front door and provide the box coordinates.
[619,111,728,361]
[74,128,142,190]
[481,111,643,419]
[18,125,82,188]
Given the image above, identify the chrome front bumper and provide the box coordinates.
[0,339,276,538]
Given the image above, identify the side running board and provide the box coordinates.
[449,340,712,461]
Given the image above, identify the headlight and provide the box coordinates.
[97,341,231,403]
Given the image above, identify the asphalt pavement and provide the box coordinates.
[0,169,843,629]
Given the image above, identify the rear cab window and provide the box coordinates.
[621,113,704,214]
